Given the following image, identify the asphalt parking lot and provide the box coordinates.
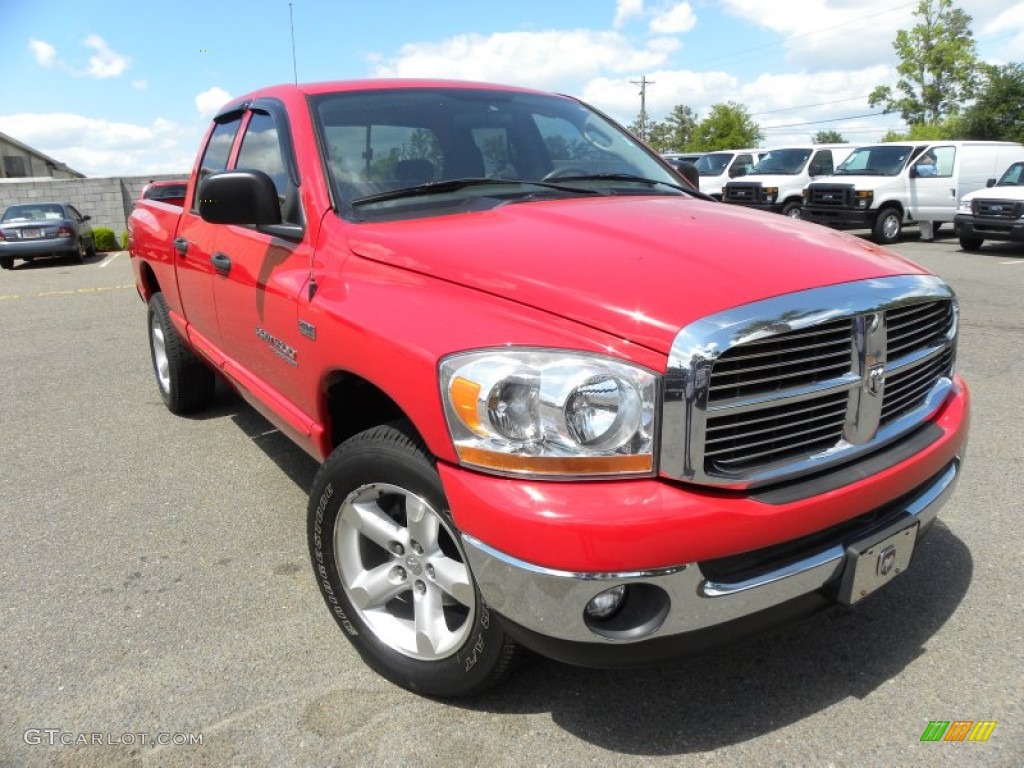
[1,237,1021,767]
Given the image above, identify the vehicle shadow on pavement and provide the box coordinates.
[463,523,972,755]
[182,383,320,492]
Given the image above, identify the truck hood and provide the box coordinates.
[347,197,927,354]
[961,186,1024,202]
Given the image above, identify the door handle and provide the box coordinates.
[174,237,189,256]
[210,252,232,274]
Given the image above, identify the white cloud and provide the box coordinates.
[370,30,678,90]
[0,114,197,176]
[26,35,131,79]
[195,87,232,119]
[719,0,915,71]
[82,35,130,78]
[132,80,148,91]
[581,69,738,126]
[614,0,645,28]
[649,3,697,35]
[980,4,1024,64]
[28,38,57,68]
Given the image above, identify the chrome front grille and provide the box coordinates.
[662,276,958,488]
[707,318,852,402]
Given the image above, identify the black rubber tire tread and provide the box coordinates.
[872,206,902,245]
[0,257,12,270]
[308,420,523,698]
[959,236,983,251]
[147,292,215,414]
[782,200,802,218]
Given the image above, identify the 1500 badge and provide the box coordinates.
[255,327,297,366]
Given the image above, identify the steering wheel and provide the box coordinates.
[542,167,589,181]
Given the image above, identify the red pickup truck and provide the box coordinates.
[128,80,970,697]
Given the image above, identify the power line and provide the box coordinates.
[694,2,915,68]
[761,112,887,130]
[749,95,873,117]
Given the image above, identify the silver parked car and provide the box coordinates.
[0,202,95,269]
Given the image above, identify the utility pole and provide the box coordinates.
[630,76,654,140]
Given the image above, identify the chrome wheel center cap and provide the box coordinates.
[405,555,423,576]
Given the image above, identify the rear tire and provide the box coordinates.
[308,422,522,697]
[147,292,215,414]
[0,257,12,270]
[872,206,902,245]
[959,236,983,251]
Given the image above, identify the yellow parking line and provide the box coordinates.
[0,284,134,302]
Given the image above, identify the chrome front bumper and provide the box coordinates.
[463,459,960,644]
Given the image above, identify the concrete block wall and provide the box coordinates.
[0,173,187,237]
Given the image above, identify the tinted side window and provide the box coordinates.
[235,111,301,224]
[197,117,242,192]
[810,150,833,175]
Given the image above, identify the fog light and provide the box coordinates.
[585,585,627,620]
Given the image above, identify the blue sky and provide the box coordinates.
[1,0,1021,176]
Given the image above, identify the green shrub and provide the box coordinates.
[120,231,130,250]
[92,227,119,252]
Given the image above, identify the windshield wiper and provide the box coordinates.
[547,173,712,199]
[351,177,604,206]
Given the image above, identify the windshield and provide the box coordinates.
[750,149,812,175]
[834,145,913,176]
[312,87,686,220]
[695,152,732,175]
[2,203,65,222]
[996,162,1024,186]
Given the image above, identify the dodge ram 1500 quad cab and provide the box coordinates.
[128,80,970,697]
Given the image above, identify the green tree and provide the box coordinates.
[959,63,1024,143]
[646,104,698,153]
[813,129,846,144]
[869,0,979,126]
[690,102,762,151]
[879,121,959,142]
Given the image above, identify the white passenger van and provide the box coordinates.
[802,141,1024,244]
[722,144,858,217]
[694,148,765,199]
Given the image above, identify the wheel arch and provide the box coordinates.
[137,260,161,302]
[321,370,422,453]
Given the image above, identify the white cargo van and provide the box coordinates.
[722,144,857,217]
[953,160,1024,251]
[802,141,1024,244]
[694,148,765,199]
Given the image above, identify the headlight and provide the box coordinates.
[854,190,873,209]
[957,200,972,214]
[764,186,778,203]
[440,349,659,477]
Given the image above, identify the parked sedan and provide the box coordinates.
[0,202,95,269]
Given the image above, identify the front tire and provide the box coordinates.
[872,206,902,245]
[308,422,521,697]
[959,236,984,251]
[147,292,215,414]
[782,200,802,218]
[0,257,12,270]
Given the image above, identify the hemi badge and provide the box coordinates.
[299,320,316,340]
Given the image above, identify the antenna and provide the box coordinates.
[289,3,298,85]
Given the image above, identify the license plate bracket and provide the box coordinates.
[837,519,919,605]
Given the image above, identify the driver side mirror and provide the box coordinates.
[198,169,282,226]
